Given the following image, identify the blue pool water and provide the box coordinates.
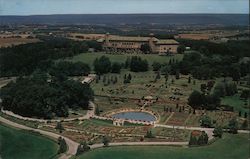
[111,111,156,122]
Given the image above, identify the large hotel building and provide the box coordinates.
[68,33,179,54]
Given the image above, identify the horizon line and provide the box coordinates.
[1,13,249,16]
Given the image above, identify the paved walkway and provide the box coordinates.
[90,141,188,149]
[1,101,96,123]
[0,116,79,159]
[1,100,249,159]
[155,124,250,140]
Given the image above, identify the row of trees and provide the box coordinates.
[125,56,148,72]
[50,61,90,77]
[200,115,243,134]
[94,56,149,75]
[167,51,250,80]
[188,90,221,110]
[189,131,208,146]
[0,72,94,119]
[93,56,123,74]
[178,39,250,58]
[0,37,95,77]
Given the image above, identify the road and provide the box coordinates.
[155,124,215,140]
[0,116,79,159]
[90,141,188,149]
[1,101,249,159]
[0,101,96,123]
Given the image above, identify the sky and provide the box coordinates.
[0,0,249,15]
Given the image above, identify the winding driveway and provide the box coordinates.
[1,101,249,159]
[0,116,79,159]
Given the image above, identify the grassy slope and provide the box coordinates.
[221,95,249,114]
[66,53,183,69]
[77,134,249,159]
[0,124,58,159]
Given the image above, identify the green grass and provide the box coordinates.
[76,133,249,159]
[66,53,183,69]
[221,95,249,114]
[87,118,114,126]
[0,124,58,159]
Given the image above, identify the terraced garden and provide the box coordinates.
[76,133,249,159]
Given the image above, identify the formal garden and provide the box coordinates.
[0,37,249,158]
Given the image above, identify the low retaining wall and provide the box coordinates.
[94,108,160,125]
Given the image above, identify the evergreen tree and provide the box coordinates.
[55,122,65,133]
[102,136,110,147]
[58,137,67,154]
[213,126,223,138]
[228,118,238,134]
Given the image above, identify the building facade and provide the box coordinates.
[101,33,179,54]
[67,33,179,54]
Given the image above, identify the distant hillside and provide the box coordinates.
[0,14,248,26]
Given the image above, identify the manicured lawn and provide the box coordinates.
[0,124,58,159]
[221,95,249,114]
[66,53,183,69]
[76,133,249,159]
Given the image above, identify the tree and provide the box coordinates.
[200,84,207,93]
[55,122,65,133]
[58,137,67,154]
[128,74,132,81]
[1,76,93,119]
[0,38,89,77]
[164,73,169,83]
[240,89,250,100]
[155,72,161,80]
[140,43,151,53]
[160,65,169,75]
[230,64,241,81]
[189,135,198,146]
[175,70,180,79]
[124,57,131,69]
[188,91,205,110]
[93,56,111,74]
[188,76,191,83]
[152,62,161,71]
[76,141,90,156]
[200,115,212,128]
[177,45,186,54]
[197,131,209,145]
[129,56,148,72]
[86,40,102,51]
[111,62,122,73]
[228,118,238,134]
[102,136,110,146]
[204,94,221,110]
[241,120,248,129]
[95,105,100,116]
[239,111,242,117]
[145,129,155,138]
[244,112,248,118]
[213,126,223,138]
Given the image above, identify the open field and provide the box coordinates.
[76,133,249,159]
[221,95,249,114]
[0,124,58,159]
[0,38,40,48]
[175,33,211,40]
[67,53,183,69]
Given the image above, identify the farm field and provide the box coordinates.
[0,38,40,48]
[76,133,249,159]
[0,124,58,159]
